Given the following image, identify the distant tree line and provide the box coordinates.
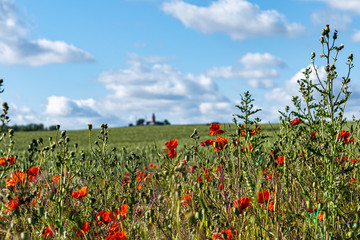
[2,123,57,132]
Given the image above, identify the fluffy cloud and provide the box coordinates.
[206,52,283,88]
[319,0,360,14]
[95,54,234,125]
[311,11,352,31]
[12,54,235,129]
[162,0,304,40]
[0,0,94,66]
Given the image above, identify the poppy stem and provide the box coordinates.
[217,152,232,225]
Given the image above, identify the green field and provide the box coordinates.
[11,123,281,153]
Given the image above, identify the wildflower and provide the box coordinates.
[105,223,127,240]
[6,170,26,190]
[212,227,234,240]
[311,132,316,139]
[44,224,54,238]
[71,186,87,199]
[0,156,15,166]
[200,139,213,147]
[120,204,128,219]
[318,212,324,221]
[209,123,224,135]
[5,196,19,211]
[51,175,60,183]
[270,149,277,160]
[277,155,284,166]
[76,221,90,237]
[181,194,192,206]
[257,190,270,204]
[268,199,275,212]
[213,136,228,152]
[350,178,355,183]
[96,211,116,224]
[290,118,301,126]
[232,197,251,214]
[28,166,41,182]
[163,139,177,158]
[266,172,279,179]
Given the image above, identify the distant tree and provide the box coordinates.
[49,125,57,131]
[164,119,170,125]
[136,118,145,126]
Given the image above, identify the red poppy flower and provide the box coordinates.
[163,139,177,158]
[51,175,60,183]
[28,166,42,182]
[71,186,87,199]
[200,139,214,146]
[5,196,19,211]
[6,170,26,190]
[181,194,192,206]
[266,172,279,179]
[212,227,234,240]
[77,221,90,237]
[277,155,284,166]
[317,212,324,221]
[290,118,301,126]
[44,224,54,238]
[311,132,316,139]
[96,210,116,224]
[209,123,224,136]
[232,197,251,214]
[105,223,127,240]
[213,136,228,152]
[0,156,15,166]
[268,199,275,212]
[257,190,270,204]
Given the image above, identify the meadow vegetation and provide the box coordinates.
[0,25,359,239]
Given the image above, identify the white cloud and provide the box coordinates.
[206,52,283,89]
[265,65,327,104]
[239,52,285,68]
[351,29,360,42]
[320,0,360,14]
[6,54,235,129]
[0,0,94,66]
[311,11,352,31]
[162,0,305,40]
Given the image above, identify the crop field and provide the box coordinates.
[0,26,359,240]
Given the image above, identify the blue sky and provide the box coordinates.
[0,0,360,130]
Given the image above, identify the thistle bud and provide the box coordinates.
[321,29,326,36]
[338,44,344,50]
[325,24,330,33]
[333,30,338,40]
[311,52,315,60]
[88,124,92,130]
[56,125,60,130]
[320,36,324,43]
[2,102,9,112]
[348,53,353,61]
